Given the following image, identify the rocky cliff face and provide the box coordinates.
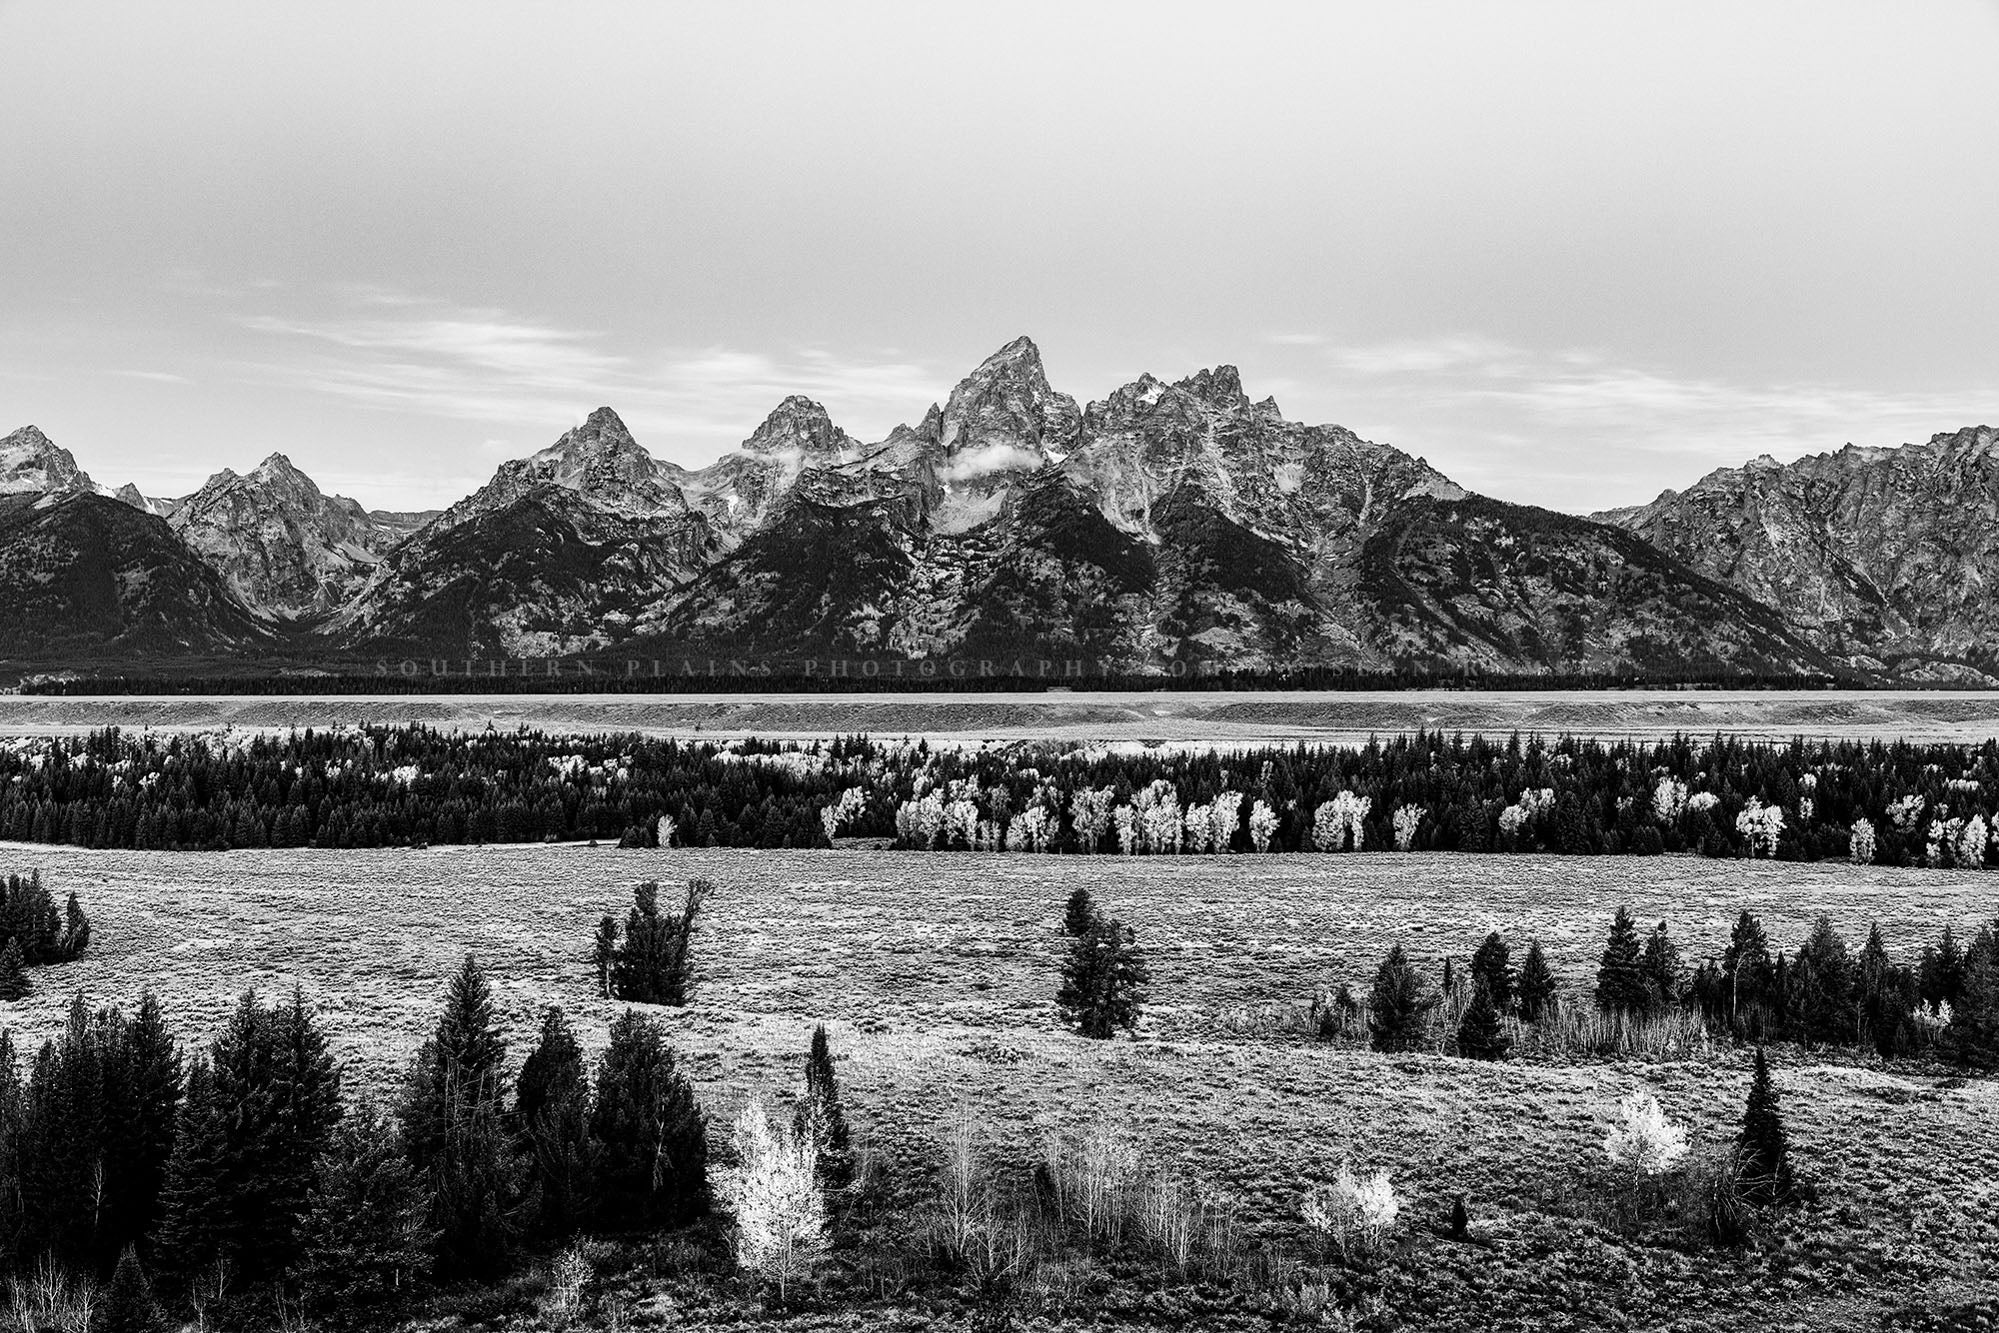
[168,453,405,620]
[0,426,103,502]
[1600,426,1999,681]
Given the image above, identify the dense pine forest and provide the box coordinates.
[0,726,1996,865]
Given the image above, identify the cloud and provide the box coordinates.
[227,289,951,468]
[109,370,192,384]
[1279,334,1996,509]
[937,442,1044,482]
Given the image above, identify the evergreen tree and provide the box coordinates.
[612,879,713,1005]
[592,916,619,1000]
[591,1010,708,1229]
[1516,941,1558,1023]
[100,1246,159,1333]
[1456,979,1511,1061]
[399,955,522,1279]
[154,1057,231,1296]
[1722,911,1775,1030]
[1469,932,1513,1009]
[1640,921,1682,1007]
[1063,885,1097,937]
[1920,924,1966,1006]
[514,1007,596,1240]
[792,1023,852,1191]
[1055,917,1151,1039]
[1788,916,1855,1047]
[1367,942,1438,1053]
[1595,905,1649,1014]
[0,937,28,1001]
[1941,929,1999,1071]
[1737,1048,1795,1205]
[300,1100,434,1307]
[255,988,344,1278]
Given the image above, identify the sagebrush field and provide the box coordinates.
[0,842,1992,1329]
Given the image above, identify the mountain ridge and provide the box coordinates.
[2,342,1982,678]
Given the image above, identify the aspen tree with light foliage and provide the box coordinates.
[1603,1091,1689,1184]
[721,1100,826,1298]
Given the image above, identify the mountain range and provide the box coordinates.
[1,339,1989,680]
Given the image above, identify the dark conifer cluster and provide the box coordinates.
[1333,908,1999,1072]
[0,957,728,1322]
[0,872,90,998]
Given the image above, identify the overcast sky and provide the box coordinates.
[3,1,1995,512]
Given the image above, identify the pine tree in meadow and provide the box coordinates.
[792,1023,853,1191]
[399,955,522,1279]
[1516,941,1558,1023]
[1056,917,1151,1039]
[99,1246,160,1333]
[591,1009,708,1229]
[1456,979,1511,1061]
[1640,921,1683,1007]
[1469,932,1513,1010]
[300,1099,435,1306]
[1737,1048,1795,1205]
[0,938,28,1001]
[1595,906,1649,1014]
[1063,885,1097,937]
[515,1007,596,1240]
[613,879,713,1005]
[1367,942,1438,1053]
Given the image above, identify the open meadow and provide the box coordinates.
[0,842,1993,1330]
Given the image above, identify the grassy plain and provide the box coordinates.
[0,843,1994,1329]
[5,687,1999,744]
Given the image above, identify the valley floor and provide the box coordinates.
[4,687,1999,745]
[0,845,1993,1329]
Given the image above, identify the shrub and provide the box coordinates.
[721,1100,826,1299]
[1056,917,1150,1039]
[1603,1091,1689,1184]
[1300,1161,1401,1262]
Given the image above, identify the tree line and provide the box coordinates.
[5,725,1999,865]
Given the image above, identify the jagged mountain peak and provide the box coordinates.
[1174,364,1252,413]
[0,424,98,500]
[937,336,1080,459]
[744,395,856,459]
